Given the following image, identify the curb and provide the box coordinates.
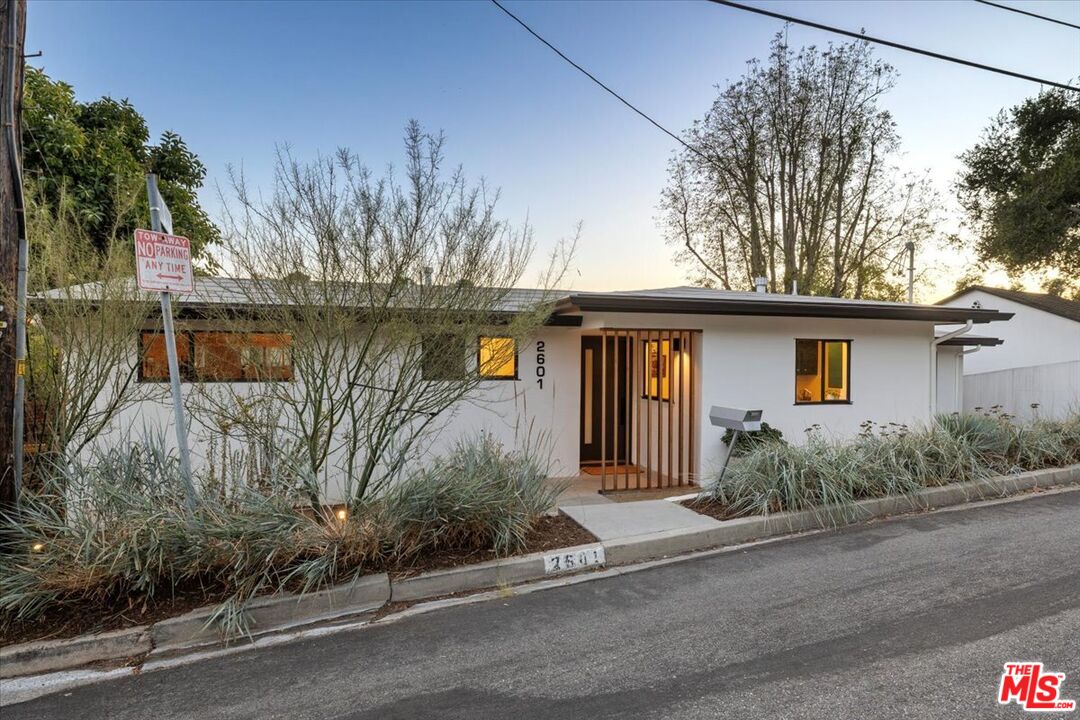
[0,626,150,679]
[607,464,1079,565]
[149,572,391,655]
[390,543,600,602]
[3,464,1077,683]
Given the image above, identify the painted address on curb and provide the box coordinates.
[543,545,606,574]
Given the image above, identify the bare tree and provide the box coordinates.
[660,35,938,298]
[191,122,574,510]
[16,187,158,481]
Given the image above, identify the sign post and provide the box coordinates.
[142,174,196,511]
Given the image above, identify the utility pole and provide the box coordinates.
[0,0,26,514]
[905,241,915,304]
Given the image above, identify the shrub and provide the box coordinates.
[0,432,560,639]
[387,432,564,558]
[721,422,785,457]
[705,412,1078,520]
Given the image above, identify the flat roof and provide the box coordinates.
[554,286,1013,324]
[39,280,1014,325]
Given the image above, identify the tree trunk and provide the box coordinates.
[0,0,26,512]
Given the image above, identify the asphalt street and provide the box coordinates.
[7,489,1079,719]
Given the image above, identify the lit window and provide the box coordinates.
[140,332,192,381]
[140,331,292,382]
[478,336,517,380]
[194,332,293,381]
[642,338,673,401]
[795,339,850,404]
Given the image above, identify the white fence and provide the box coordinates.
[964,360,1080,421]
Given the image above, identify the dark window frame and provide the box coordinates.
[138,330,294,384]
[421,333,469,381]
[477,335,519,381]
[794,338,852,406]
[640,336,679,402]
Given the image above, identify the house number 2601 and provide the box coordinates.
[536,340,546,389]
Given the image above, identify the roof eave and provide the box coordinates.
[557,295,1013,324]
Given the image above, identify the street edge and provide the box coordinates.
[2,463,1077,703]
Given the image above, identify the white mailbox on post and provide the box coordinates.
[709,406,763,433]
[709,406,764,483]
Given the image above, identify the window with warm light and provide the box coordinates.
[140,332,192,381]
[642,338,676,401]
[140,331,293,382]
[795,339,850,404]
[478,336,517,380]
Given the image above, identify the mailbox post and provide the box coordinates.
[709,406,764,484]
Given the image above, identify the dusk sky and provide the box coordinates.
[27,0,1080,299]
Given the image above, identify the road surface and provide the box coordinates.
[9,490,1080,719]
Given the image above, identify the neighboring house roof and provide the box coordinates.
[937,286,1080,324]
[555,286,1012,324]
[934,333,1003,347]
[40,280,1013,324]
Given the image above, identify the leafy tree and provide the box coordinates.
[957,87,1080,280]
[21,67,219,262]
[661,36,937,299]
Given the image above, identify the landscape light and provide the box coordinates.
[336,508,348,522]
[31,542,44,552]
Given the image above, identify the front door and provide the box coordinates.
[580,335,631,465]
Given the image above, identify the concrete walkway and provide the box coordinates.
[559,499,720,541]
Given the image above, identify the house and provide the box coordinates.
[937,286,1080,421]
[49,280,1012,499]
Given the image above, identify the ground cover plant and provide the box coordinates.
[697,410,1080,521]
[0,432,567,642]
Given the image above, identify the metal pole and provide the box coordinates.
[147,174,196,511]
[12,234,26,506]
[716,429,740,486]
[905,241,915,304]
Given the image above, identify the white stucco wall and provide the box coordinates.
[93,326,582,503]
[89,311,945,497]
[940,290,1080,374]
[581,312,937,479]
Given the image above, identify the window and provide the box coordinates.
[643,338,677,400]
[140,332,192,382]
[140,331,293,382]
[478,336,517,380]
[194,332,293,381]
[422,333,468,380]
[795,339,850,404]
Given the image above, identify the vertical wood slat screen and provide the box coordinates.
[598,328,698,492]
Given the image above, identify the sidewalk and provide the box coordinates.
[560,499,719,541]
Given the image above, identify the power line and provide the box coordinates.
[973,0,1080,31]
[489,0,715,165]
[707,0,1079,92]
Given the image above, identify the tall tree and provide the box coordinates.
[661,35,937,298]
[21,67,219,262]
[957,87,1080,282]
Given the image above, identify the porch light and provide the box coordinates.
[335,508,348,522]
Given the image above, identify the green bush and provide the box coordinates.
[705,412,1079,520]
[387,432,564,557]
[721,422,785,457]
[0,432,559,639]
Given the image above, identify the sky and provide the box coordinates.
[25,0,1080,300]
